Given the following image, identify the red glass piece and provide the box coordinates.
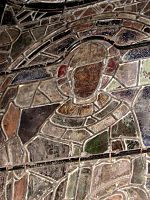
[106,57,118,75]
[58,64,68,78]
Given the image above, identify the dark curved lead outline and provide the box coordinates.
[7,0,100,11]
[12,35,150,73]
[0,34,150,76]
[16,35,150,65]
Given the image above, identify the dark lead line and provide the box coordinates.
[0,148,150,172]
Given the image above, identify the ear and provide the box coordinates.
[57,64,68,78]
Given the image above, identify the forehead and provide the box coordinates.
[70,41,107,67]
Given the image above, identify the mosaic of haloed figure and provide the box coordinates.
[48,40,148,199]
[1,39,149,199]
[51,40,144,154]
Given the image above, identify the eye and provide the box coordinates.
[57,64,68,78]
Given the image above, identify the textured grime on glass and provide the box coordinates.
[0,0,150,199]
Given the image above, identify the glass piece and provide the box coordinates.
[0,172,7,197]
[12,68,52,85]
[45,37,76,55]
[72,144,81,156]
[2,102,20,138]
[0,76,12,93]
[125,140,140,150]
[134,86,150,146]
[0,145,9,167]
[18,103,59,144]
[74,62,103,98]
[96,19,122,27]
[28,54,55,66]
[51,112,85,128]
[123,19,143,30]
[111,113,137,138]
[57,64,68,78]
[15,82,38,108]
[124,46,150,61]
[0,86,18,110]
[63,129,90,143]
[2,7,17,25]
[94,100,119,119]
[11,32,33,59]
[84,130,109,154]
[27,136,70,162]
[32,25,47,40]
[76,168,91,199]
[105,79,123,91]
[58,100,94,117]
[88,115,115,133]
[70,41,106,68]
[115,28,146,45]
[91,159,131,198]
[30,163,67,181]
[105,57,119,76]
[6,181,13,200]
[131,156,146,184]
[113,103,129,119]
[0,31,11,45]
[96,92,110,108]
[14,175,28,200]
[100,75,112,89]
[112,140,124,151]
[7,136,25,165]
[81,7,96,17]
[7,27,20,42]
[59,82,72,97]
[65,168,79,199]
[32,89,50,106]
[124,187,148,200]
[111,88,138,106]
[139,58,150,85]
[39,79,64,102]
[116,61,139,87]
[27,173,52,200]
[41,119,65,138]
[54,179,67,200]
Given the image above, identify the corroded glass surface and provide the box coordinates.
[0,0,150,199]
